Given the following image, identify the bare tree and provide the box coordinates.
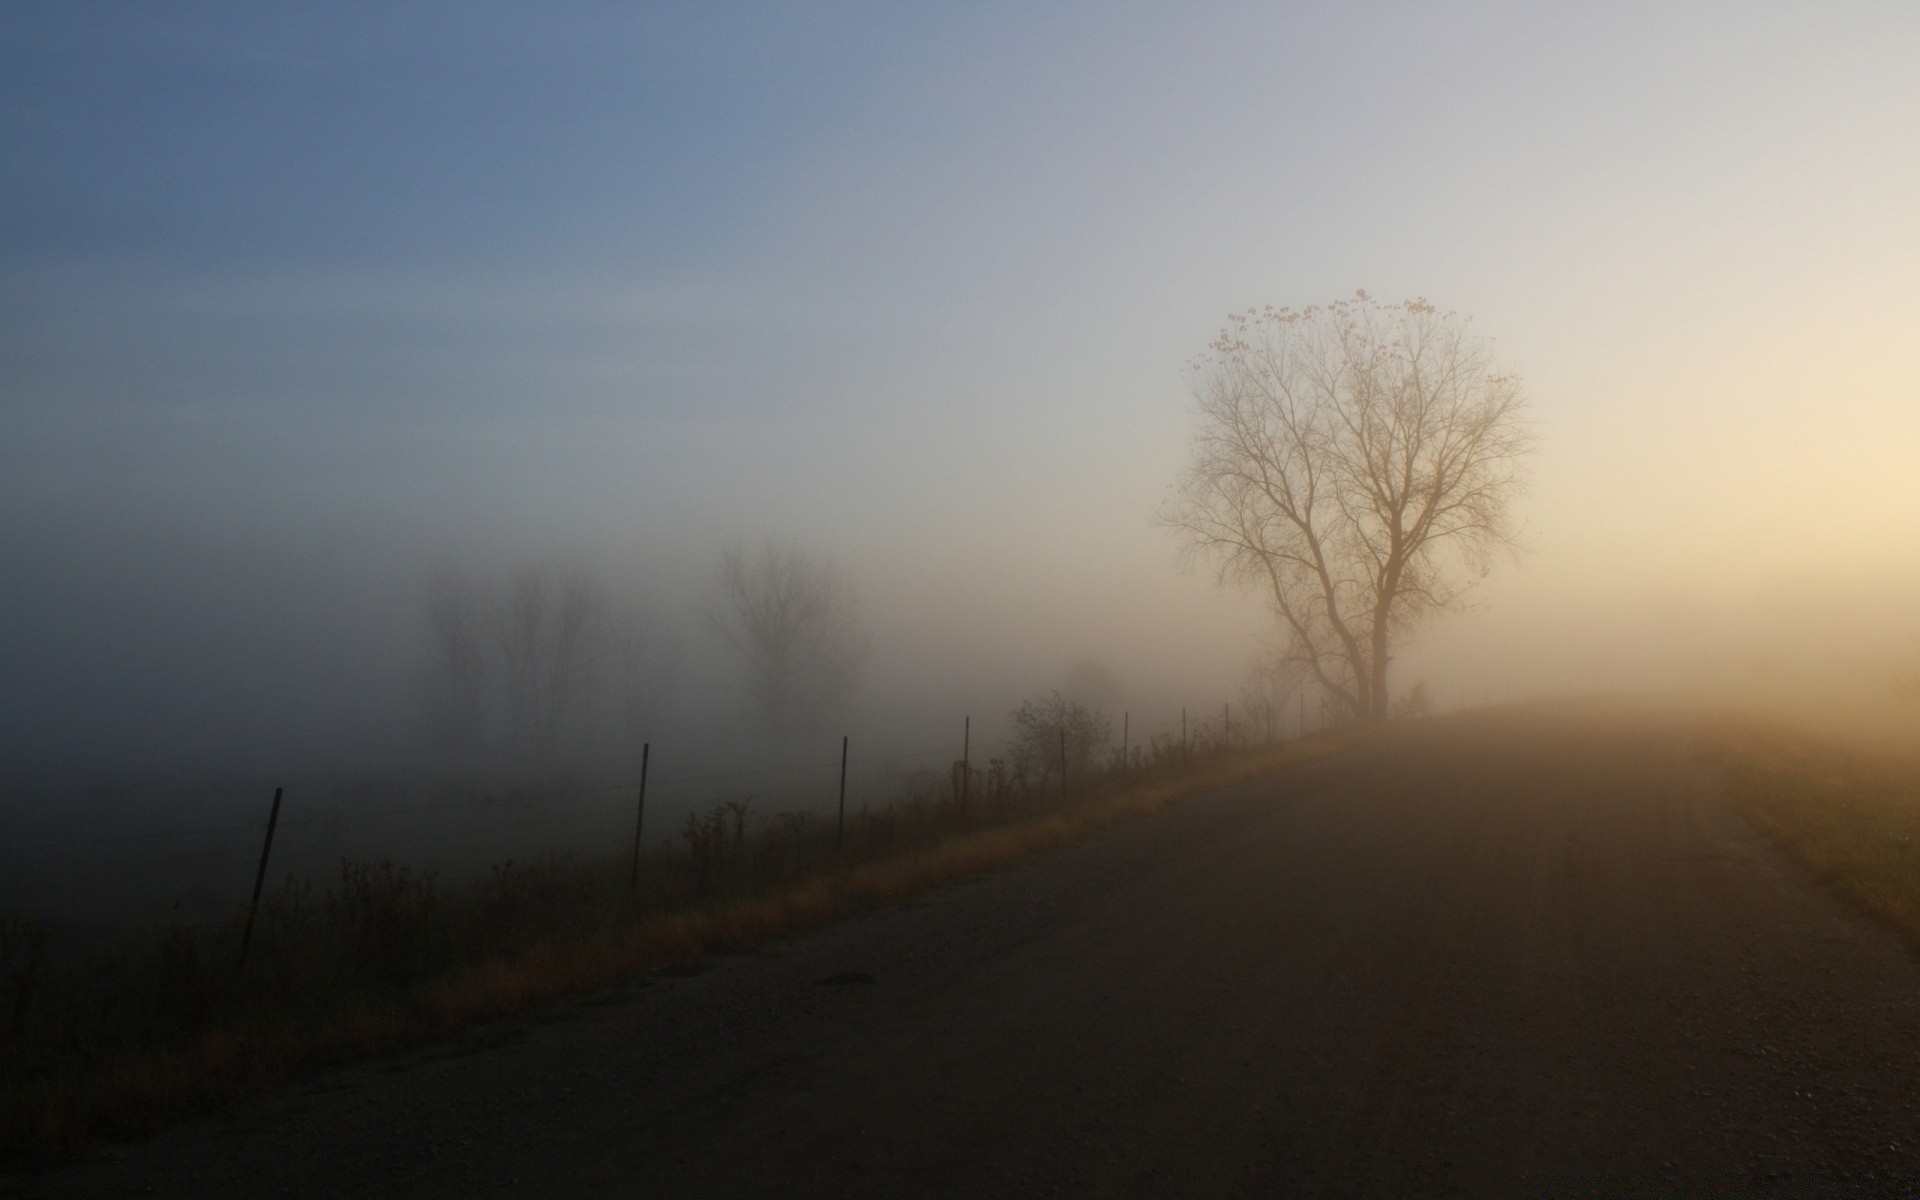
[1393,680,1434,720]
[418,559,630,769]
[707,539,868,736]
[1165,293,1535,724]
[544,568,606,753]
[465,563,613,761]
[1063,660,1124,714]
[422,566,489,753]
[611,595,676,761]
[495,566,551,747]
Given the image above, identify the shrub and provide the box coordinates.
[1008,693,1112,787]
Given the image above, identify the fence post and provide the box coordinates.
[1059,725,1068,798]
[238,786,284,969]
[960,715,970,812]
[629,742,650,894]
[1122,710,1129,771]
[836,735,849,852]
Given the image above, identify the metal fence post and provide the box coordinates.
[238,786,284,969]
[630,742,650,893]
[836,735,849,851]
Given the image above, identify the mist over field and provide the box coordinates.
[3,3,1917,924]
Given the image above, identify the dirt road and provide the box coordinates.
[27,705,1920,1196]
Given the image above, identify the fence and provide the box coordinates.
[0,698,1327,942]
[0,690,1364,1162]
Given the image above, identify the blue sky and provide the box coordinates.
[4,2,1918,765]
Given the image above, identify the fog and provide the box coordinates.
[4,4,1917,922]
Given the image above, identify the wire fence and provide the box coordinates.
[0,700,1311,933]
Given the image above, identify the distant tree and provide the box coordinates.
[421,566,489,753]
[495,566,551,747]
[1063,661,1124,713]
[706,539,868,737]
[1393,680,1434,720]
[543,568,606,752]
[610,596,676,762]
[420,562,612,764]
[1165,293,1535,725]
[498,565,607,760]
[1008,692,1112,786]
[1238,654,1297,744]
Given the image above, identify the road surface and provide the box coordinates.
[26,704,1920,1196]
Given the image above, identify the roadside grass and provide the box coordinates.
[1708,720,1920,938]
[1,734,1342,1162]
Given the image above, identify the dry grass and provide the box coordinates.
[1,736,1341,1161]
[1708,719,1920,939]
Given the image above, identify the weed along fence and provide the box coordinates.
[0,703,1323,1153]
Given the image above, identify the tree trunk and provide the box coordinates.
[1368,615,1392,724]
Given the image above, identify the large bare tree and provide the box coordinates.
[1165,293,1534,725]
[707,539,868,736]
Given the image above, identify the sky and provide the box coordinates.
[4,1,1918,774]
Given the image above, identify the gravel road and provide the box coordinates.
[24,703,1920,1197]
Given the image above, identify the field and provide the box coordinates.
[1709,717,1920,946]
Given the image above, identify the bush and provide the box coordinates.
[1008,693,1112,788]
